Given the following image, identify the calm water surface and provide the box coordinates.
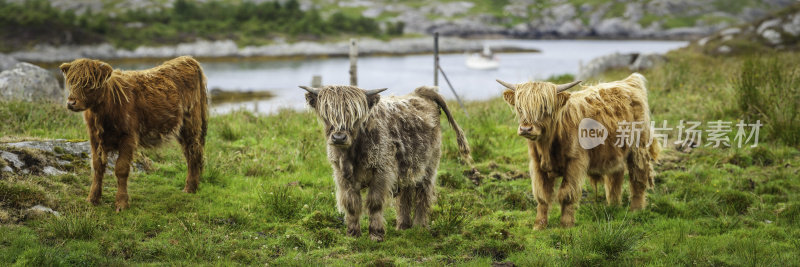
[114,39,687,114]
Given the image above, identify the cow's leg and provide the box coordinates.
[589,175,603,203]
[605,171,625,205]
[179,122,204,193]
[87,135,106,205]
[559,158,588,228]
[340,184,362,238]
[627,159,651,211]
[413,168,436,228]
[366,176,391,242]
[532,169,554,230]
[114,138,135,212]
[395,186,413,230]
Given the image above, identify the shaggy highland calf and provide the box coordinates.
[497,73,659,229]
[301,85,472,241]
[60,56,208,212]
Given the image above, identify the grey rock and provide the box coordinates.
[782,13,800,36]
[577,53,637,80]
[2,166,12,172]
[0,54,19,72]
[718,45,732,54]
[697,36,711,46]
[557,19,589,36]
[27,205,61,217]
[757,18,782,34]
[42,166,66,176]
[1,151,23,168]
[624,2,644,21]
[630,53,666,71]
[593,18,642,38]
[720,27,742,36]
[550,3,576,24]
[762,29,783,45]
[646,0,706,17]
[0,63,63,103]
[1,139,148,176]
[424,1,474,17]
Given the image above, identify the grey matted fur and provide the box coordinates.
[303,85,471,241]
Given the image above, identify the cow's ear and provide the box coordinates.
[59,63,71,74]
[556,91,571,108]
[366,94,380,109]
[305,92,317,109]
[502,89,515,106]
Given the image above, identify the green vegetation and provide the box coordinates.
[1,48,800,264]
[0,0,398,52]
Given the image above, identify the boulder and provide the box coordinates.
[578,53,637,80]
[630,53,666,71]
[0,62,63,103]
[0,53,19,72]
[578,53,666,80]
[0,139,150,177]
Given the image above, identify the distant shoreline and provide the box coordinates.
[10,37,540,64]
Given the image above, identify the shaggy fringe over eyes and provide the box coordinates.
[513,82,558,124]
[316,86,370,130]
[64,62,131,104]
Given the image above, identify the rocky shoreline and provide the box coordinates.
[9,37,539,63]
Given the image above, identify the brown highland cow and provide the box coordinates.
[497,73,659,229]
[301,85,472,241]
[60,56,208,212]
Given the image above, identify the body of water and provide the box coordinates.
[113,39,687,114]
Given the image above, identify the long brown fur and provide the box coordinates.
[60,56,208,212]
[304,85,471,241]
[501,73,659,230]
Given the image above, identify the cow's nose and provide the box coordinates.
[332,133,347,143]
[67,100,76,107]
[519,126,532,132]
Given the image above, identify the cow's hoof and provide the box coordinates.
[396,223,412,230]
[560,221,575,228]
[183,187,197,193]
[370,233,384,242]
[86,197,101,206]
[115,202,129,213]
[347,228,361,238]
[533,224,547,230]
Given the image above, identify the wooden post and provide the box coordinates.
[311,75,322,87]
[433,32,439,86]
[349,39,358,86]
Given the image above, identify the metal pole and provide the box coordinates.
[438,66,467,116]
[349,39,358,86]
[433,32,439,86]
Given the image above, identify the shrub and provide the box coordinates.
[259,185,302,220]
[734,56,800,146]
[41,208,102,240]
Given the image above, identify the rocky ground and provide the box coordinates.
[7,37,538,63]
[14,0,797,39]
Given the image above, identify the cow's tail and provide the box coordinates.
[190,57,209,146]
[628,72,659,188]
[415,86,473,164]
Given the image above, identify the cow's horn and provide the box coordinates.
[364,88,388,96]
[298,86,320,95]
[556,81,582,93]
[496,79,516,91]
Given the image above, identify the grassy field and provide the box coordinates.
[1,50,800,265]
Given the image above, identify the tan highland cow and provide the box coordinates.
[497,73,659,229]
[60,56,208,212]
[301,85,472,241]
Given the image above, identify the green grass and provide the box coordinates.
[1,50,800,265]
